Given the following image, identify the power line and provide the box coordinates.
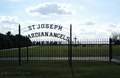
[21,26,28,30]
[63,27,70,30]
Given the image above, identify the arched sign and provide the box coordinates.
[26,24,70,41]
[18,24,72,66]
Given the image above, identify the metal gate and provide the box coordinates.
[19,24,72,66]
[111,39,120,62]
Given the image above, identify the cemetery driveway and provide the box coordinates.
[1,57,120,63]
[0,57,109,61]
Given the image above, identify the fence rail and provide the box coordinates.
[0,39,109,58]
[0,38,120,65]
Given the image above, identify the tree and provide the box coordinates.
[0,32,32,49]
[110,31,120,44]
[50,41,53,45]
[118,33,120,41]
[6,31,11,36]
[53,41,57,45]
[110,31,118,42]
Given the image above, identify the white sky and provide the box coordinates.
[0,0,120,40]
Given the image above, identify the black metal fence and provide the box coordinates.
[112,42,120,60]
[1,38,117,66]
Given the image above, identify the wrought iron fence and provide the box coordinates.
[0,38,115,66]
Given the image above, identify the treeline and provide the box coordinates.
[0,31,32,49]
[110,32,120,44]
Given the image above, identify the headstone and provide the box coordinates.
[82,45,86,47]
[98,45,101,47]
[74,44,77,47]
[91,45,94,47]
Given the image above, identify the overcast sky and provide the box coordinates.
[0,0,120,39]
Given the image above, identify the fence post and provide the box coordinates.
[70,24,72,66]
[19,24,21,65]
[109,38,112,61]
[26,37,28,62]
[68,39,69,65]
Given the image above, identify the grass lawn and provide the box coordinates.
[0,45,110,57]
[0,60,120,78]
[112,45,120,56]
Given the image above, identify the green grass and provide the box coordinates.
[0,60,120,78]
[112,45,120,56]
[0,45,110,57]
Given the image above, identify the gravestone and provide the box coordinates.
[82,45,86,47]
[98,45,101,47]
[73,44,79,47]
[91,45,94,47]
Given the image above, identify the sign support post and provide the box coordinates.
[19,24,21,65]
[109,38,112,61]
[70,24,72,66]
